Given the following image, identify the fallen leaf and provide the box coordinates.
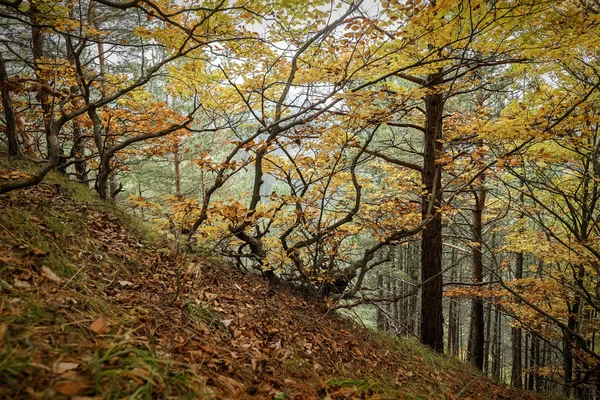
[118,280,134,288]
[13,280,32,289]
[279,350,292,362]
[445,388,456,400]
[89,317,110,334]
[53,381,90,396]
[31,248,48,256]
[221,319,233,327]
[130,367,150,379]
[0,322,7,345]
[53,361,80,374]
[41,266,62,284]
[28,215,42,223]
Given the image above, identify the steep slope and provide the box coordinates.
[0,159,544,399]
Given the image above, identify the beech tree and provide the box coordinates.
[2,1,600,396]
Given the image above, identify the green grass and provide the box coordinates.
[325,376,420,399]
[185,303,221,329]
[282,358,311,373]
[91,342,211,399]
[326,377,374,393]
[0,208,77,277]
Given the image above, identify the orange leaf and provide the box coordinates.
[53,380,90,395]
[90,317,110,334]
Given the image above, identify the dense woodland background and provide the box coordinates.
[1,0,600,398]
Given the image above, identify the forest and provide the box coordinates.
[1,0,600,398]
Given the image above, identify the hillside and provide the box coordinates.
[0,161,543,399]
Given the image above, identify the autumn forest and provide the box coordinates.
[1,0,600,398]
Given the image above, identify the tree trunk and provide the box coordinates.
[0,53,19,156]
[376,275,385,331]
[174,143,182,199]
[30,4,54,154]
[528,334,537,391]
[564,265,584,398]
[511,251,524,388]
[420,89,444,353]
[447,253,457,355]
[409,241,419,336]
[64,31,87,183]
[492,304,502,380]
[484,298,493,373]
[467,138,486,370]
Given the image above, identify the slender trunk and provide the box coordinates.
[468,138,486,370]
[420,88,444,353]
[511,251,524,388]
[377,275,385,331]
[71,121,87,183]
[484,298,493,373]
[64,31,87,183]
[30,5,54,153]
[174,143,182,199]
[492,304,502,380]
[109,167,120,201]
[447,251,457,355]
[535,335,541,392]
[525,333,529,389]
[409,242,419,335]
[564,265,584,398]
[528,334,536,390]
[393,279,401,334]
[386,276,392,332]
[0,53,19,156]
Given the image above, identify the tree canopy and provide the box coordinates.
[2,0,600,397]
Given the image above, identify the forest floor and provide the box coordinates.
[0,157,546,399]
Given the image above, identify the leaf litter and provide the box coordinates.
[0,177,546,399]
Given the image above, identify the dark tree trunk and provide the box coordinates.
[0,53,18,156]
[484,298,493,373]
[528,334,537,391]
[420,89,444,353]
[447,250,458,356]
[408,242,419,335]
[109,168,120,201]
[377,275,385,331]
[535,335,541,392]
[564,264,584,398]
[71,121,87,183]
[467,138,486,370]
[492,304,502,380]
[511,251,524,388]
[30,5,54,153]
[386,276,392,332]
[64,32,87,183]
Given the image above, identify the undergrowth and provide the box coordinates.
[0,155,546,400]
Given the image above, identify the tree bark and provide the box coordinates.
[511,251,524,388]
[174,143,182,199]
[492,303,502,380]
[30,4,54,153]
[467,139,486,370]
[0,53,18,156]
[376,275,385,331]
[420,88,444,353]
[484,297,493,373]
